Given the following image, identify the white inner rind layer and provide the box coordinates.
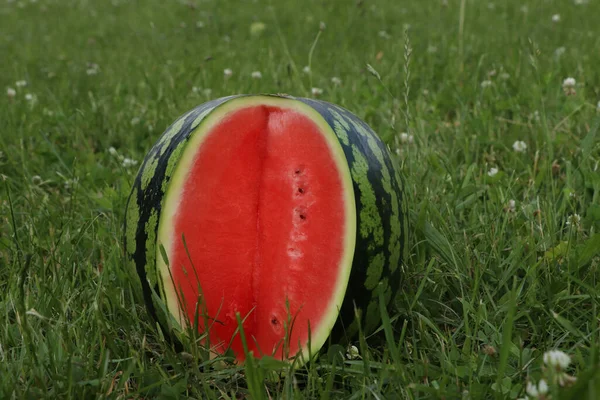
[156,95,356,364]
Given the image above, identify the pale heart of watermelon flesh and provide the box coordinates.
[161,105,354,361]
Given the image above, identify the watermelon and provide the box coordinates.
[124,94,407,363]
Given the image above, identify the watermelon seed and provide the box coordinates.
[295,207,307,220]
[297,187,305,194]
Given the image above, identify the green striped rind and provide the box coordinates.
[296,98,407,337]
[124,95,239,335]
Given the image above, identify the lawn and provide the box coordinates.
[1,0,599,398]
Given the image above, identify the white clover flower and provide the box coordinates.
[513,140,527,152]
[311,87,323,96]
[24,93,37,104]
[251,71,262,79]
[526,382,538,397]
[399,132,414,144]
[196,21,205,28]
[122,157,138,168]
[202,88,212,97]
[223,68,233,78]
[427,45,438,54]
[552,14,561,22]
[15,80,27,87]
[303,66,311,74]
[331,76,342,85]
[574,0,589,4]
[554,47,566,58]
[543,350,571,370]
[488,167,499,177]
[130,117,140,126]
[481,80,493,88]
[526,379,549,398]
[563,77,577,95]
[319,21,326,31]
[596,100,600,112]
[7,87,16,98]
[192,86,199,93]
[378,30,390,39]
[108,147,118,156]
[42,108,54,117]
[346,345,360,360]
[563,77,576,88]
[86,63,100,76]
[500,72,510,80]
[520,5,529,13]
[508,199,516,212]
[250,21,266,36]
[566,214,581,227]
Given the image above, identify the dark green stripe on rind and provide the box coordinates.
[123,95,238,333]
[296,98,407,337]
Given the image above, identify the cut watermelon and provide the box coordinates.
[124,95,407,363]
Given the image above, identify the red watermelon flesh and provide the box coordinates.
[167,105,347,360]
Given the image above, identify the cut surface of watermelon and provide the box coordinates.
[158,100,356,361]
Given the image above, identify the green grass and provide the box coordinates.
[1,0,600,398]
